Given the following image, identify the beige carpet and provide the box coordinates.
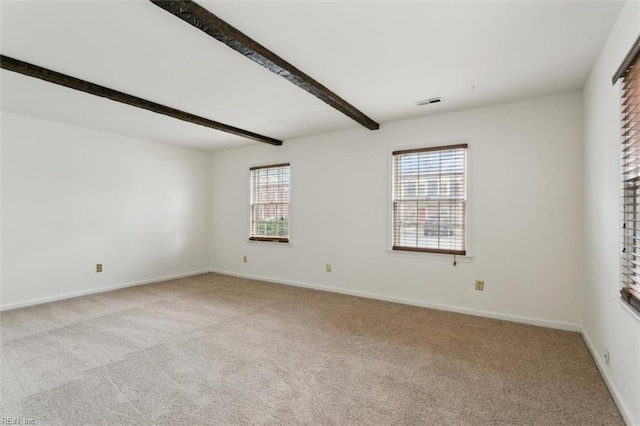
[0,273,622,425]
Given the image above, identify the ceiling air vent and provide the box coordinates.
[415,97,443,106]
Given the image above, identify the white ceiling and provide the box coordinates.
[0,0,624,151]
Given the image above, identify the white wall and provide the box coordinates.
[583,1,640,424]
[210,92,584,330]
[1,113,210,309]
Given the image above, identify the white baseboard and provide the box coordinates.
[209,268,581,332]
[0,269,211,312]
[582,330,636,426]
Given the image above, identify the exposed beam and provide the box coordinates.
[149,0,380,131]
[0,55,282,146]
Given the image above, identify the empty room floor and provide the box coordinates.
[0,273,622,425]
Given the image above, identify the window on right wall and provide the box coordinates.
[614,35,640,313]
[392,144,467,255]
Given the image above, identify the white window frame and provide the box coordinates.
[386,142,472,261]
[248,163,291,244]
[614,35,640,315]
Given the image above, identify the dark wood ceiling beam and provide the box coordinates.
[149,0,380,131]
[0,55,282,146]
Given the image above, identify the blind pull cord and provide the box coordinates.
[453,255,457,267]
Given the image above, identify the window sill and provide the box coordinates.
[386,249,473,263]
[614,292,640,322]
[246,239,293,247]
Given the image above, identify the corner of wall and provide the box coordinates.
[581,1,640,424]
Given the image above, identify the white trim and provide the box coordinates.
[248,161,292,243]
[614,292,640,322]
[246,240,293,248]
[582,329,636,426]
[209,268,580,332]
[387,141,472,256]
[0,269,210,312]
[386,249,473,262]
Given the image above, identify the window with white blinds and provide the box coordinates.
[392,144,467,255]
[249,164,290,243]
[616,36,640,313]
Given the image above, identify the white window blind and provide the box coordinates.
[392,144,467,255]
[249,164,290,243]
[618,41,640,312]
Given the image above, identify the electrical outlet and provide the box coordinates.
[243,255,247,263]
[96,264,103,273]
[475,279,484,291]
[326,263,332,273]
[604,349,610,365]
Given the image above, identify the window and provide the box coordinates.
[614,36,640,313]
[249,163,290,243]
[427,181,438,197]
[406,182,417,198]
[392,144,467,255]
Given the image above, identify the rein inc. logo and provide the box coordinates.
[1,418,35,425]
